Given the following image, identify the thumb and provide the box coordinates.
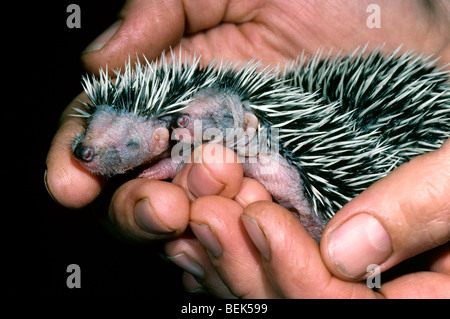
[81,0,186,72]
[81,0,232,73]
[321,138,450,280]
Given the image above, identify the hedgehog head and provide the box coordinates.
[170,88,259,150]
[72,105,170,176]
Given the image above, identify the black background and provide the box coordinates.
[10,0,449,303]
[10,0,201,298]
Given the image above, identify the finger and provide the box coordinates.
[45,93,105,209]
[82,0,184,72]
[234,177,273,208]
[427,242,450,275]
[109,178,189,241]
[165,236,235,298]
[81,0,231,73]
[172,144,243,201]
[189,196,279,298]
[242,201,377,298]
[182,272,208,295]
[321,138,450,281]
[379,272,450,299]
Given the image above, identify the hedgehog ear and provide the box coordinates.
[243,112,258,136]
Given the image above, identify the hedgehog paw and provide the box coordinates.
[139,157,180,180]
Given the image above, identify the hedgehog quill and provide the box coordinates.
[72,48,450,240]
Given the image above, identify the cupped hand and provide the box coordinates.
[44,0,450,298]
[165,142,450,298]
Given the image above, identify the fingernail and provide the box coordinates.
[187,164,224,198]
[189,222,223,257]
[186,287,208,294]
[167,253,205,280]
[241,215,271,261]
[83,20,122,53]
[134,198,174,234]
[327,213,392,279]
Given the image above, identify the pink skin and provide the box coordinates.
[243,153,326,239]
[73,90,326,238]
[73,106,170,177]
[141,89,326,239]
[140,157,181,179]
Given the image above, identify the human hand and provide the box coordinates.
[44,0,450,297]
[165,142,450,298]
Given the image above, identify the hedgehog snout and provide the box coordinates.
[73,142,95,162]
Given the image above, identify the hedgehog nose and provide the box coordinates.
[74,143,95,162]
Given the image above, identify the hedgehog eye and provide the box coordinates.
[126,137,141,150]
[176,115,189,128]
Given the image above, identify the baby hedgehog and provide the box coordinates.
[72,48,450,240]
